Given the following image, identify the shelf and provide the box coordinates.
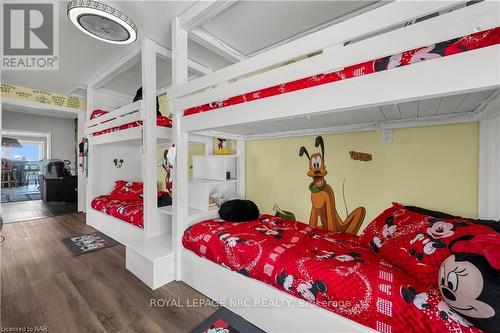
[158,205,218,218]
[158,206,173,215]
[189,178,238,184]
[124,233,173,261]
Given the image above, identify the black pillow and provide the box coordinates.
[405,205,500,232]
[404,206,457,219]
[133,87,161,116]
[219,200,260,222]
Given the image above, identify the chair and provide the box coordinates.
[1,159,17,188]
[11,164,21,187]
[25,162,40,188]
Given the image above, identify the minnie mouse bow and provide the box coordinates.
[451,234,500,270]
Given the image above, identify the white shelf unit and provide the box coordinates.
[192,155,237,180]
[189,178,237,211]
[188,154,242,212]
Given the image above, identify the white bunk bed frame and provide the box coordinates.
[83,38,213,289]
[84,38,171,244]
[169,1,500,332]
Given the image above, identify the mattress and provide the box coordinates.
[182,214,482,333]
[90,109,172,136]
[91,195,143,228]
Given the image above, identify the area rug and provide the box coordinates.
[1,191,42,203]
[62,231,119,256]
[189,307,266,333]
[26,193,42,200]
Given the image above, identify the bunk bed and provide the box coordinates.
[169,1,500,332]
[82,38,179,290]
[83,37,214,290]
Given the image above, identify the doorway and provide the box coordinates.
[1,131,50,204]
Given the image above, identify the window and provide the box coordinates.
[1,140,44,162]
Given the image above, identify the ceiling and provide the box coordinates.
[103,56,198,95]
[1,1,381,97]
[2,101,78,119]
[200,1,378,56]
[1,1,228,96]
[210,89,499,137]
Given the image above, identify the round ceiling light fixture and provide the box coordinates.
[67,0,137,45]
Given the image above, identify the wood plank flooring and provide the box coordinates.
[1,200,78,223]
[0,213,218,332]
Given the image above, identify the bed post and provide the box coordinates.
[141,38,158,239]
[171,16,189,281]
[85,84,94,218]
[478,101,500,220]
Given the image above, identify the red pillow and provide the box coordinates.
[108,180,143,201]
[90,109,108,119]
[156,115,172,127]
[360,203,498,287]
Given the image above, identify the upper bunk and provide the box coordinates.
[84,37,211,146]
[170,1,500,137]
[84,99,173,146]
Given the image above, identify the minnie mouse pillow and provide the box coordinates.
[360,203,498,287]
[109,180,143,201]
[439,234,500,332]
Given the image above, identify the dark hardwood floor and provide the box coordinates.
[0,213,218,332]
[1,200,78,223]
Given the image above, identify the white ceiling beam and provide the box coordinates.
[189,28,245,63]
[474,90,500,120]
[155,42,212,76]
[179,1,237,31]
[186,58,212,76]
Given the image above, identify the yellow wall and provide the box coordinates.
[246,123,479,232]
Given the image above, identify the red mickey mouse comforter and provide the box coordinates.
[183,215,483,333]
[91,195,143,228]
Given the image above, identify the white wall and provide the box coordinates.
[2,110,77,170]
[479,107,500,220]
[92,145,142,197]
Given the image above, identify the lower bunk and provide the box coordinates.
[88,180,146,244]
[86,205,144,245]
[181,249,373,333]
[182,208,498,333]
[87,180,175,289]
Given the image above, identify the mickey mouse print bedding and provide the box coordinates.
[183,211,497,333]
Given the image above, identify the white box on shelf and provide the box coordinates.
[192,155,237,181]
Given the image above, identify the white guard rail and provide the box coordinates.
[84,100,144,136]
